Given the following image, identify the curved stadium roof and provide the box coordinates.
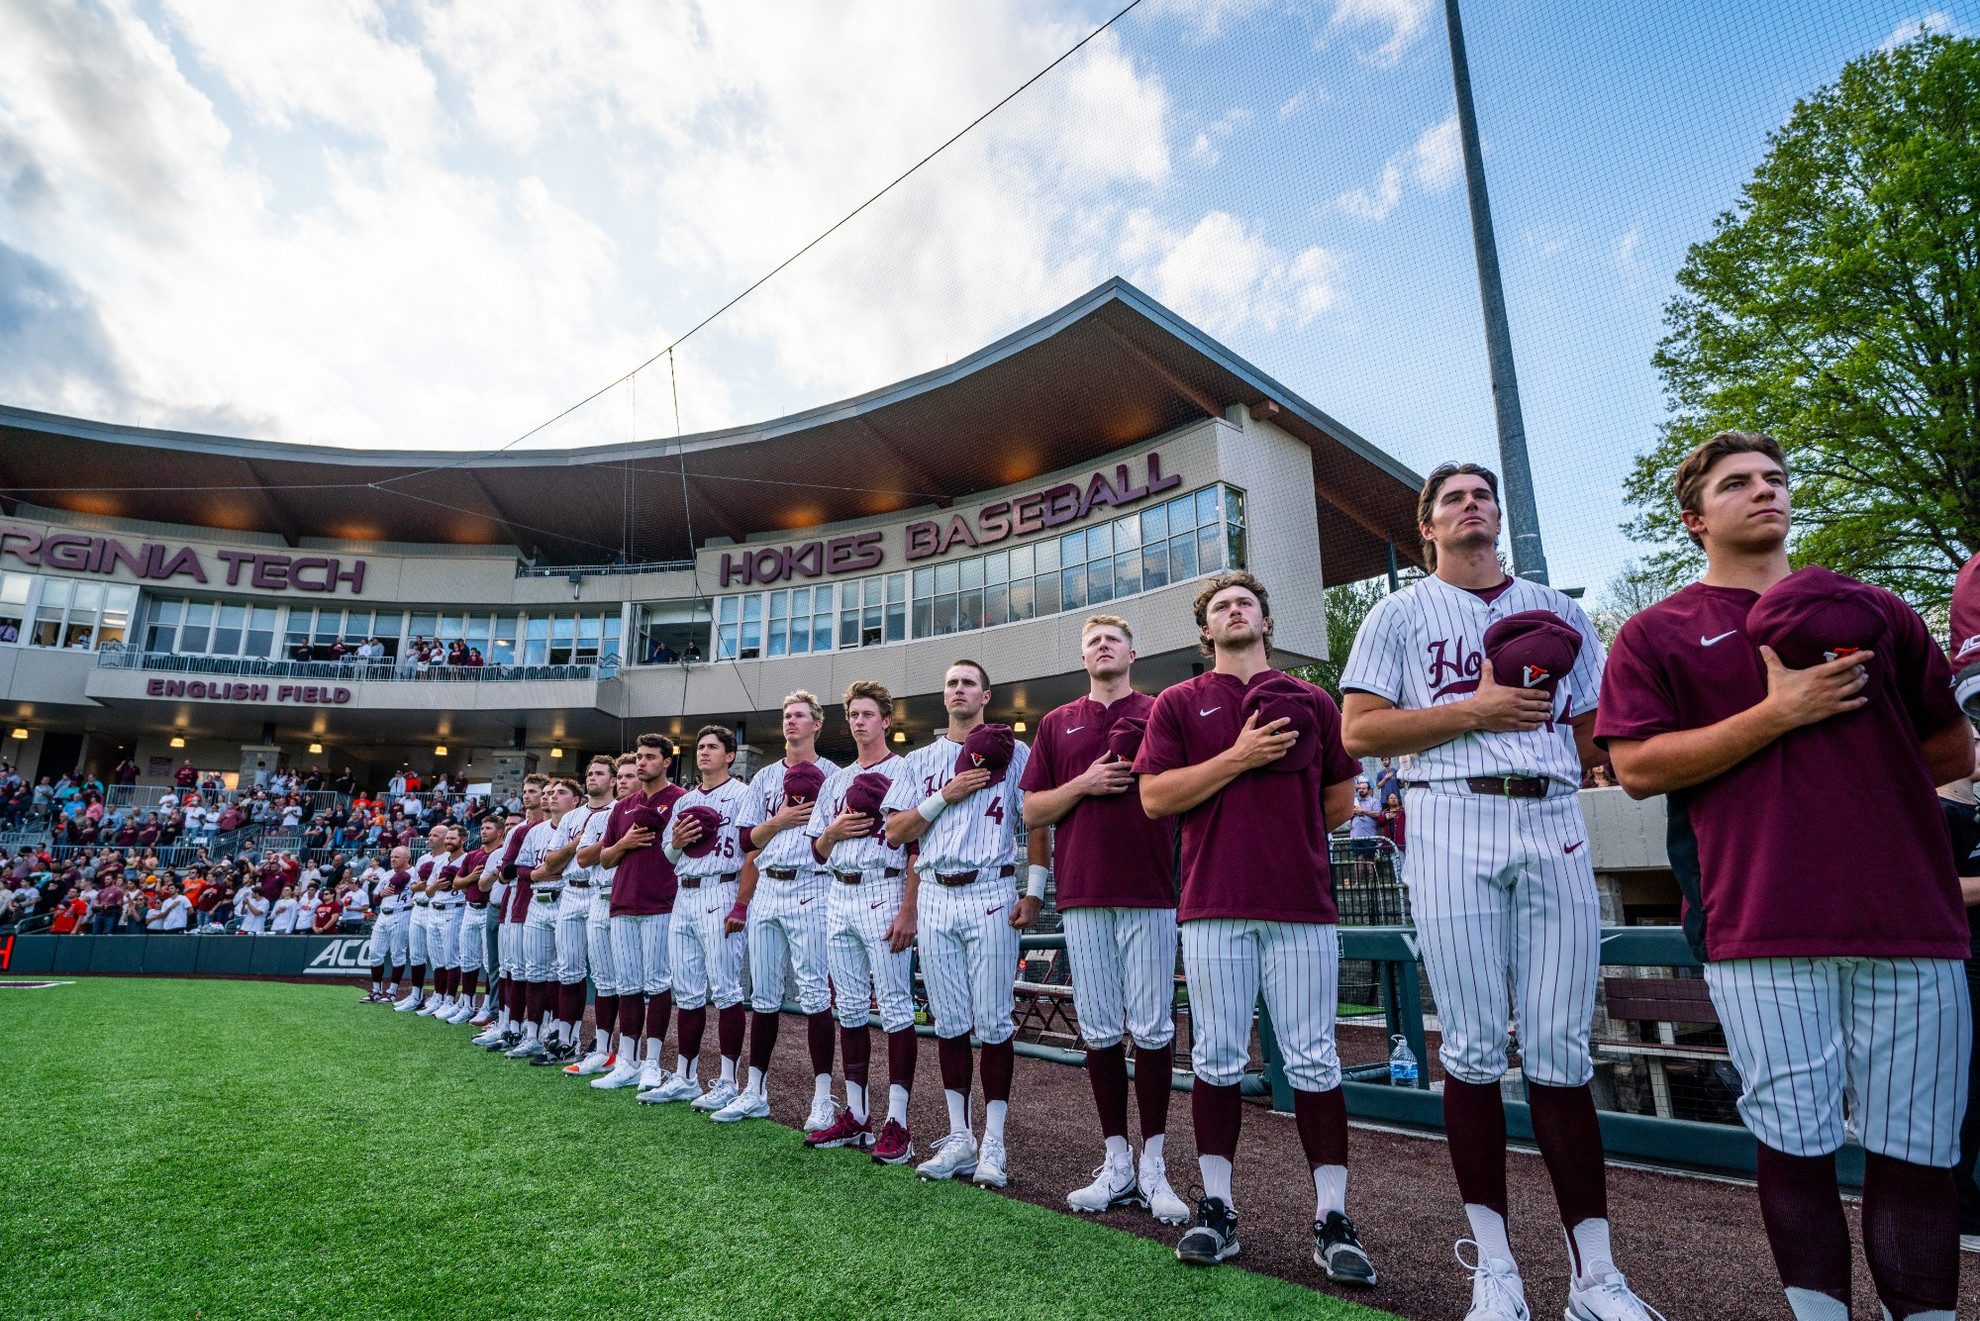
[0,280,1425,583]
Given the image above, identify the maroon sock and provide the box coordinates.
[523,979,546,1026]
[1291,1086,1348,1169]
[449,968,464,995]
[678,1006,707,1066]
[718,1004,747,1064]
[433,968,448,996]
[1192,1081,1243,1161]
[642,990,672,1042]
[390,964,406,986]
[370,964,385,985]
[410,964,426,993]
[462,969,479,1001]
[1086,1042,1130,1139]
[1755,1143,1852,1311]
[807,1012,835,1076]
[594,994,619,1045]
[842,1024,872,1088]
[1133,1041,1174,1138]
[887,1027,917,1100]
[1862,1151,1960,1318]
[619,992,645,1041]
[938,1033,973,1096]
[1527,1081,1609,1241]
[981,1038,1014,1105]
[558,981,585,1027]
[507,977,525,1021]
[749,1010,781,1073]
[1443,1076,1511,1217]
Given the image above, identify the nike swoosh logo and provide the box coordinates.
[1700,631,1735,646]
[985,903,1004,916]
[1064,726,1082,734]
[1198,707,1220,717]
[798,896,817,906]
[870,901,884,909]
[1564,841,1584,854]
[706,905,719,914]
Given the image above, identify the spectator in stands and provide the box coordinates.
[1378,791,1406,870]
[174,760,197,788]
[114,757,140,785]
[91,876,125,934]
[685,639,702,663]
[1373,756,1401,806]
[312,889,343,933]
[1346,776,1383,885]
[156,882,192,932]
[648,639,675,664]
[270,884,299,933]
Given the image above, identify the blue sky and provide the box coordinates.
[0,0,1966,597]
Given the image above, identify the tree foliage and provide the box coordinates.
[1626,34,1980,609]
[1293,575,1392,702]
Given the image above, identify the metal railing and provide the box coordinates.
[96,645,618,683]
[107,785,349,815]
[515,559,695,578]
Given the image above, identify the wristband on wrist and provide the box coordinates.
[663,842,686,866]
[1025,864,1049,901]
[726,902,748,925]
[917,792,949,823]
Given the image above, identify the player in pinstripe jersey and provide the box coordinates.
[643,726,754,1111]
[534,762,614,1067]
[715,692,840,1126]
[884,660,1033,1189]
[1340,462,1654,1321]
[365,845,415,1004]
[472,776,547,1051]
[452,817,503,1027]
[1599,432,1975,1321]
[568,755,638,1077]
[804,681,921,1163]
[395,823,454,1013]
[1134,571,1376,1287]
[418,826,466,1020]
[1020,614,1189,1225]
[595,735,688,1093]
[504,779,572,1060]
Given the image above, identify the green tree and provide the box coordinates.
[1626,33,1980,609]
[1293,575,1391,702]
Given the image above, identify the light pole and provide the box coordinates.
[1444,0,1549,584]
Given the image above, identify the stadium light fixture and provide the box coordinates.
[1012,719,1027,733]
[891,730,906,743]
[308,741,323,754]
[433,745,449,757]
[170,735,186,748]
[549,746,564,759]
[9,727,26,740]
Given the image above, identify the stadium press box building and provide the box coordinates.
[0,281,1425,790]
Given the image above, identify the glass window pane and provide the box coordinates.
[720,596,739,624]
[1170,533,1198,579]
[213,603,245,655]
[768,615,788,657]
[1061,564,1087,611]
[72,581,103,615]
[769,590,788,623]
[1086,561,1113,605]
[812,609,834,653]
[985,582,1009,627]
[1197,488,1220,527]
[179,600,210,653]
[1009,579,1035,622]
[39,578,72,612]
[933,595,958,635]
[465,615,490,649]
[790,587,809,616]
[1034,573,1061,615]
[863,577,882,606]
[410,612,437,637]
[244,604,274,656]
[912,598,932,637]
[154,598,183,626]
[814,583,833,614]
[314,610,342,644]
[1034,538,1060,574]
[912,568,934,599]
[0,573,30,607]
[740,595,762,658]
[1142,542,1170,592]
[1086,522,1113,560]
[373,611,403,640]
[439,614,463,639]
[960,590,983,631]
[1010,544,1034,577]
[1224,485,1245,527]
[840,597,859,649]
[342,609,370,639]
[146,619,176,652]
[1060,529,1085,567]
[1114,551,1140,598]
[491,615,515,644]
[718,624,738,660]
[959,557,983,590]
[934,562,959,595]
[885,597,906,643]
[1198,524,1224,573]
[984,552,1007,585]
[1227,521,1247,571]
[1113,515,1139,551]
[1142,504,1168,542]
[1168,494,1196,532]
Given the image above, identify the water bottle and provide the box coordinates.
[1388,1033,1419,1086]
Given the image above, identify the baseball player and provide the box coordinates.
[364,846,414,1003]
[470,807,528,1040]
[1134,571,1376,1286]
[594,735,687,1093]
[451,817,502,1026]
[883,660,1033,1189]
[475,776,549,1052]
[413,826,462,1018]
[716,692,840,1125]
[504,778,571,1060]
[1339,461,1655,1321]
[395,823,453,1013]
[1951,552,1980,720]
[804,680,920,1162]
[535,761,614,1067]
[569,755,638,1077]
[1598,431,1974,1321]
[1020,614,1188,1225]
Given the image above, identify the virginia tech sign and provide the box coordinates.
[0,528,367,595]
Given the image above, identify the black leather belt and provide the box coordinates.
[565,879,590,888]
[933,863,1015,888]
[679,872,739,890]
[834,867,903,885]
[466,902,488,910]
[1464,775,1550,799]
[764,867,800,881]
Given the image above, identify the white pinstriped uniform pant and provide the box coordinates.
[826,872,916,1033]
[611,911,672,996]
[498,920,522,979]
[555,887,591,985]
[747,869,831,1014]
[407,904,433,966]
[520,892,560,981]
[1182,918,1340,1091]
[1061,905,1178,1051]
[587,890,618,995]
[428,903,464,969]
[456,906,490,972]
[669,879,744,1010]
[1705,956,1970,1165]
[370,910,408,968]
[1402,785,1600,1087]
[916,873,1019,1045]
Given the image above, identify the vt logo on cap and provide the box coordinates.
[956,723,1015,786]
[1481,610,1583,703]
[1744,565,1888,703]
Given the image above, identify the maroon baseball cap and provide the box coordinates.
[1239,671,1318,773]
[677,804,725,858]
[624,798,670,832]
[1949,553,1980,716]
[1107,715,1148,764]
[781,761,827,807]
[956,723,1015,786]
[1482,610,1582,700]
[844,771,892,823]
[1745,565,1888,697]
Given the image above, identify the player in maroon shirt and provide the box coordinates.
[1133,571,1375,1286]
[1598,431,1974,1321]
[595,734,688,1093]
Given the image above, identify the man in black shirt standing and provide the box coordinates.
[1937,721,1980,1248]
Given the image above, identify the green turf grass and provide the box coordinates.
[3,979,1399,1320]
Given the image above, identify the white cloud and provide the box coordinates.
[1882,12,1958,49]
[1337,113,1460,220]
[1125,209,1341,334]
[1325,0,1432,65]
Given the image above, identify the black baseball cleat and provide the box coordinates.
[530,1042,577,1067]
[1314,1211,1377,1287]
[486,1031,520,1053]
[1175,1196,1239,1267]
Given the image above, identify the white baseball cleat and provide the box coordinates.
[393,994,422,1012]
[691,1079,741,1113]
[505,1036,547,1059]
[802,1096,837,1134]
[416,998,444,1016]
[1565,1269,1664,1321]
[448,1003,478,1024]
[971,1134,1009,1188]
[1139,1152,1191,1225]
[1067,1153,1140,1213]
[467,1008,494,1027]
[638,1072,703,1105]
[710,1089,772,1123]
[569,1050,612,1077]
[471,1024,506,1047]
[1455,1241,1529,1321]
[916,1132,978,1182]
[634,1060,667,1092]
[592,1057,644,1090]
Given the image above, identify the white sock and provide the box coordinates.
[887,1084,909,1126]
[523,1020,538,1041]
[813,1073,832,1106]
[678,1055,698,1082]
[1104,1135,1131,1161]
[643,1036,662,1066]
[1569,1218,1615,1285]
[1200,1155,1234,1206]
[1313,1165,1347,1219]
[719,1056,737,1085]
[496,1008,510,1030]
[1783,1288,1850,1321]
[370,979,381,993]
[846,1080,869,1124]
[1144,1132,1165,1164]
[746,1066,765,1095]
[1466,1204,1515,1266]
[945,1088,970,1137]
[984,1099,1008,1144]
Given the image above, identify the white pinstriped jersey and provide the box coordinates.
[881,734,1030,873]
[552,802,610,883]
[738,756,840,870]
[517,819,557,873]
[416,851,460,906]
[578,804,616,893]
[806,755,909,872]
[672,777,752,877]
[1340,573,1604,787]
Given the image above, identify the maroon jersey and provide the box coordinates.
[605,784,686,916]
[499,822,535,924]
[1018,690,1175,909]
[1595,578,1966,962]
[457,847,490,903]
[1953,553,1980,671]
[1132,669,1360,924]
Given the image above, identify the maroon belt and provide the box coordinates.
[679,872,739,890]
[1463,775,1550,799]
[933,864,1016,888]
[833,867,903,885]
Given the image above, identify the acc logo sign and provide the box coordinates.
[306,936,375,974]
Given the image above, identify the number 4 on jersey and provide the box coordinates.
[984,795,1003,824]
